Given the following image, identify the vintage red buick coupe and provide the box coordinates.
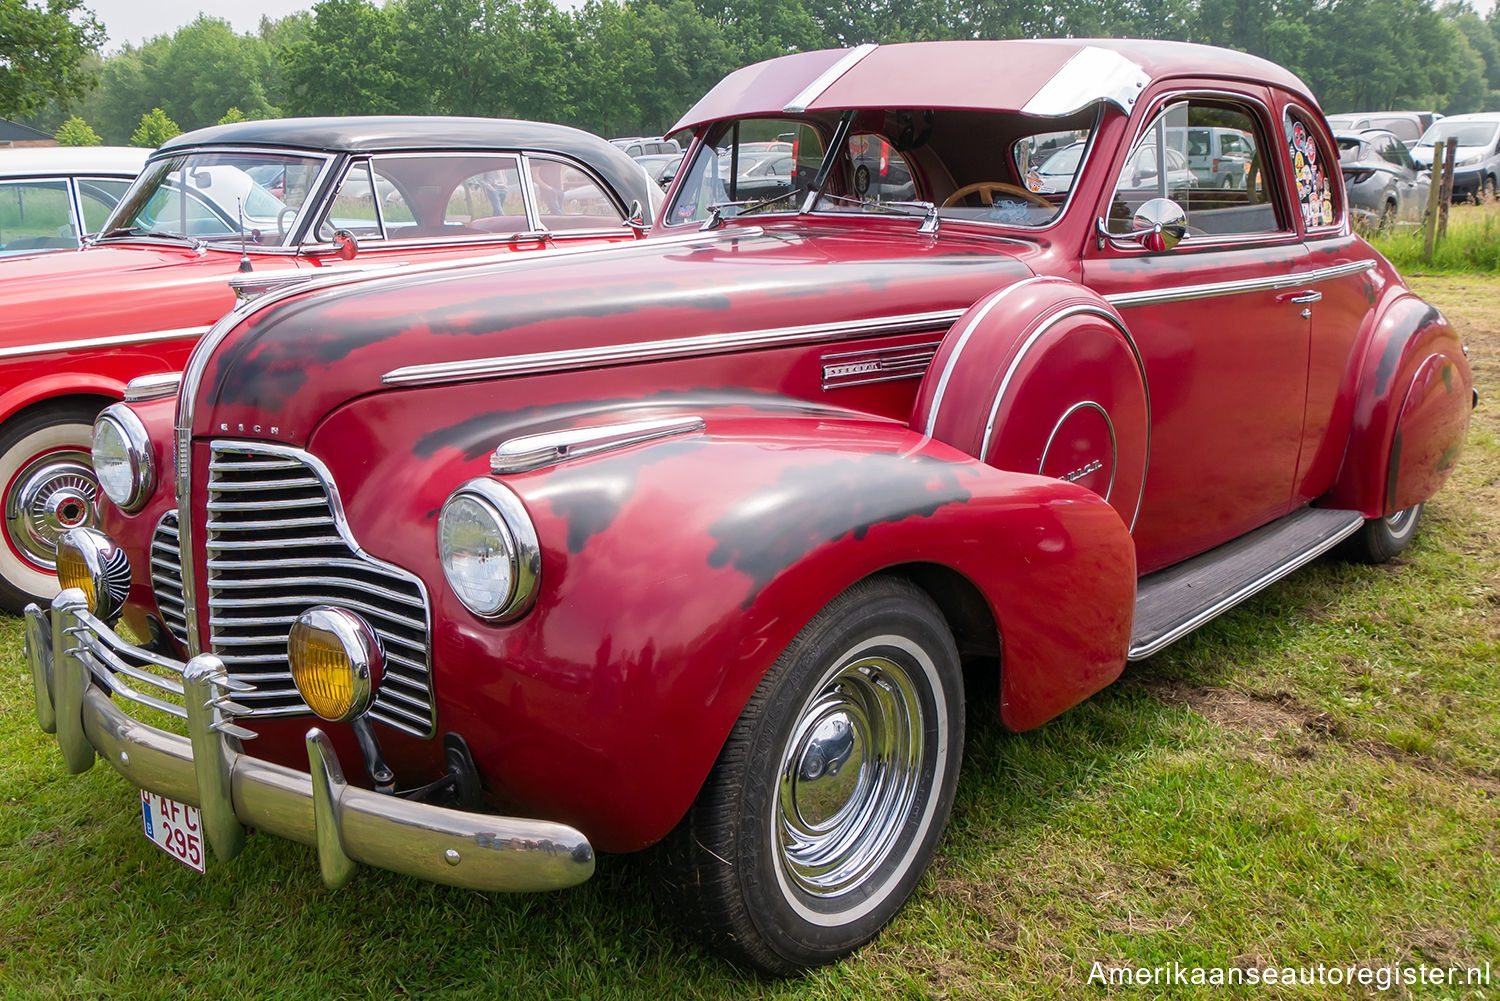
[26,40,1473,973]
[0,116,658,611]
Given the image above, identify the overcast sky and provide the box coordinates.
[89,0,318,50]
[85,0,1498,53]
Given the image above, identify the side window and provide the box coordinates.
[77,177,132,236]
[1107,100,1283,240]
[528,158,624,228]
[318,161,386,241]
[1381,138,1415,171]
[1285,111,1341,231]
[0,179,77,252]
[667,119,826,225]
[848,134,915,201]
[1014,129,1089,196]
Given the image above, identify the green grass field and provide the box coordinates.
[1367,201,1500,274]
[1,278,1495,999]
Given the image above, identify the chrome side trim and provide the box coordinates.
[978,303,1151,533]
[1022,46,1149,117]
[922,277,1070,437]
[124,372,183,403]
[383,309,966,388]
[1127,513,1364,660]
[1103,259,1376,309]
[821,341,940,390]
[784,44,879,113]
[491,416,706,474]
[0,326,210,362]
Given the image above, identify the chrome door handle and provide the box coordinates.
[1281,290,1322,304]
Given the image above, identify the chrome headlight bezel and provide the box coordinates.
[437,478,540,620]
[92,403,155,513]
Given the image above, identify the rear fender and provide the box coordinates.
[911,277,1150,530]
[310,397,1137,850]
[1326,295,1472,516]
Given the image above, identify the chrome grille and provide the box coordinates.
[203,442,434,737]
[150,511,190,646]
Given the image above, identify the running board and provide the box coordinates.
[1129,508,1365,660]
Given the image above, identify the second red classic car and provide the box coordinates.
[27,40,1472,974]
[0,116,660,612]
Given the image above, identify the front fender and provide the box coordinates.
[307,395,1136,851]
[1325,294,1472,516]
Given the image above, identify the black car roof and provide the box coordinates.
[155,116,655,207]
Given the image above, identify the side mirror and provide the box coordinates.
[622,199,648,236]
[1131,197,1187,252]
[332,228,359,261]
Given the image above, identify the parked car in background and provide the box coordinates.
[30,39,1471,978]
[1168,125,1256,187]
[0,146,148,256]
[611,136,681,157]
[634,151,684,189]
[1409,112,1500,201]
[0,116,660,612]
[1335,128,1429,226]
[1325,111,1436,147]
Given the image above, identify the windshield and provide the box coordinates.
[99,150,326,248]
[666,108,1097,230]
[1416,121,1499,148]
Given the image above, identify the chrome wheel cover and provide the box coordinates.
[1384,505,1419,541]
[3,448,99,572]
[773,637,930,913]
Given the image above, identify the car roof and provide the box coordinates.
[673,39,1311,132]
[1434,112,1500,122]
[0,145,149,178]
[153,116,657,210]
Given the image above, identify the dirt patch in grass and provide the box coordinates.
[1141,679,1500,797]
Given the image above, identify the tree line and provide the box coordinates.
[14,0,1500,145]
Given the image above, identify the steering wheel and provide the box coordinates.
[942,181,1052,208]
[276,206,297,241]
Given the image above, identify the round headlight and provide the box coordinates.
[55,528,131,620]
[92,404,154,512]
[437,480,539,620]
[287,607,382,723]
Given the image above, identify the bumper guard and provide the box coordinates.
[25,589,594,893]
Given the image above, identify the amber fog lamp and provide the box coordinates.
[287,606,382,723]
[55,528,131,619]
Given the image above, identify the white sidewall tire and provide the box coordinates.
[0,410,99,610]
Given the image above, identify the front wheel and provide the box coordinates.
[1341,502,1424,564]
[655,575,965,975]
[1,401,104,613]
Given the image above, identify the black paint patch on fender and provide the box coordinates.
[706,453,976,600]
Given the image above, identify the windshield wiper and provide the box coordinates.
[815,193,942,233]
[701,188,806,230]
[97,226,206,250]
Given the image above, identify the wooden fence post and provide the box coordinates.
[1423,141,1447,262]
[1437,136,1458,239]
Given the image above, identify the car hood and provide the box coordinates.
[0,243,299,348]
[1410,143,1491,167]
[191,223,1039,443]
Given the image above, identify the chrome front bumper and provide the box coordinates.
[25,590,594,893]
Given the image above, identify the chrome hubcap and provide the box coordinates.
[1385,505,1418,540]
[775,650,925,900]
[4,450,99,571]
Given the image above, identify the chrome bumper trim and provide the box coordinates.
[25,594,594,894]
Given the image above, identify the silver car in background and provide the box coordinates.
[1336,128,1430,226]
[1409,113,1500,201]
